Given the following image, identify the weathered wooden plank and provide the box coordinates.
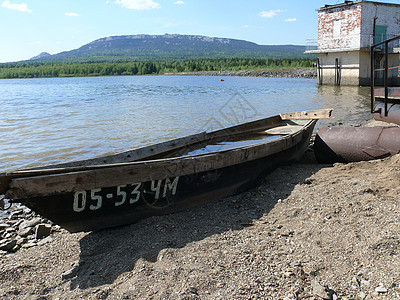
[264,125,303,135]
[208,115,284,139]
[2,114,284,179]
[280,109,333,120]
[19,131,208,171]
[0,114,286,183]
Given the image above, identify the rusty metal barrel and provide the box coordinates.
[314,126,400,163]
[373,102,400,125]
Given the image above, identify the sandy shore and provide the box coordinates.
[1,119,400,299]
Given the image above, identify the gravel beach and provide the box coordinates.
[1,145,399,299]
[1,79,399,298]
[165,68,317,79]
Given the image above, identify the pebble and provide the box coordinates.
[0,223,9,229]
[21,242,37,249]
[360,279,370,287]
[284,271,293,277]
[19,217,42,230]
[61,262,80,280]
[0,239,17,251]
[356,292,367,300]
[37,236,53,246]
[35,223,52,239]
[17,227,32,237]
[375,285,388,293]
[311,280,331,300]
[0,205,58,253]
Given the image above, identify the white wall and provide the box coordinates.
[361,2,400,49]
[317,1,400,51]
[318,4,362,50]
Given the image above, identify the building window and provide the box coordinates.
[333,19,342,38]
[374,25,387,44]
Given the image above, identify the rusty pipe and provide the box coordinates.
[314,126,400,163]
[373,102,400,126]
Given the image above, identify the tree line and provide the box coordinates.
[0,58,315,79]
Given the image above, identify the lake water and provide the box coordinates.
[0,75,372,172]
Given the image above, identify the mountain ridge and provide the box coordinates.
[30,34,309,62]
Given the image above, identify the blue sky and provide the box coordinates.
[0,0,396,63]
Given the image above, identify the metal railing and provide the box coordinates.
[370,35,400,115]
[305,39,318,52]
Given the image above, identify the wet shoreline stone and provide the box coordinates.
[0,205,58,253]
[164,68,317,79]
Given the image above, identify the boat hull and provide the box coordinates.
[2,109,333,232]
[19,125,314,232]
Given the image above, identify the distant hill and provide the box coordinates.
[30,52,51,60]
[30,34,309,62]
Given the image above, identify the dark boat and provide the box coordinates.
[0,109,331,232]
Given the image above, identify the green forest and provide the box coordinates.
[0,58,315,79]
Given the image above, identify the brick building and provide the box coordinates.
[306,0,400,86]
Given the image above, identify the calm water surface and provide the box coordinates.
[0,75,371,171]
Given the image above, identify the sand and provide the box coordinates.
[1,119,400,299]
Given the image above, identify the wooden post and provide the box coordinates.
[335,58,340,86]
[317,58,322,85]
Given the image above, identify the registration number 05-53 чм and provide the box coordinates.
[72,177,179,212]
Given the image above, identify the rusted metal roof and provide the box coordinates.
[317,0,400,12]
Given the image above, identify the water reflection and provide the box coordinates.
[0,76,372,171]
[313,85,371,129]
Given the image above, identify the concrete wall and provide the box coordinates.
[317,51,361,85]
[318,50,399,86]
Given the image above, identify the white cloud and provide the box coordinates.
[259,9,285,18]
[243,25,249,28]
[65,12,80,17]
[1,1,32,13]
[115,0,160,10]
[174,1,184,4]
[285,18,297,22]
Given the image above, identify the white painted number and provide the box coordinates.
[115,185,127,206]
[73,191,86,212]
[72,177,179,212]
[151,180,162,199]
[90,188,103,210]
[163,177,179,197]
[130,183,141,204]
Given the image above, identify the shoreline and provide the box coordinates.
[1,118,399,299]
[164,68,317,79]
[0,67,318,80]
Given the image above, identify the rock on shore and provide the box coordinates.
[165,68,317,79]
[0,206,62,254]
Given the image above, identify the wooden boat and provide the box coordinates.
[0,109,331,232]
